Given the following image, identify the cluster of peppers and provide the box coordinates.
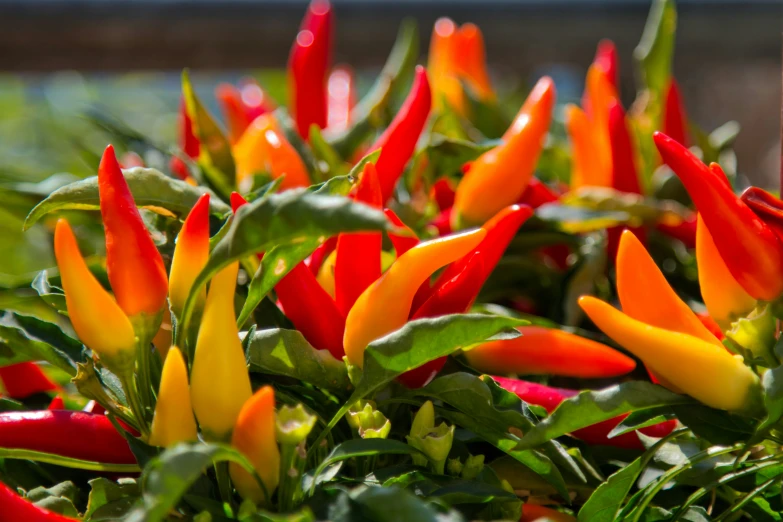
[5,0,783,520]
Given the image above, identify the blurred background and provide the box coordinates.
[0,0,780,279]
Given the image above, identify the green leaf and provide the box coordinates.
[634,0,677,103]
[327,20,420,159]
[758,361,783,433]
[311,439,425,490]
[177,190,395,343]
[181,69,236,198]
[9,313,85,363]
[309,126,345,181]
[333,485,467,522]
[562,233,607,327]
[517,382,690,450]
[24,167,230,230]
[0,323,79,375]
[560,187,690,227]
[27,481,80,517]
[412,135,495,190]
[607,407,676,438]
[245,328,351,393]
[31,270,67,314]
[535,204,631,234]
[672,404,757,445]
[85,478,140,521]
[125,442,259,522]
[0,447,141,473]
[310,174,355,197]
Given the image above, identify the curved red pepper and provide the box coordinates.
[609,101,641,195]
[170,97,200,180]
[308,236,338,275]
[493,376,677,450]
[370,66,432,203]
[0,481,79,522]
[0,410,136,464]
[335,163,383,316]
[0,363,58,399]
[740,187,783,244]
[288,0,333,139]
[429,208,453,236]
[518,178,559,209]
[594,39,619,92]
[654,132,783,301]
[663,79,689,147]
[431,178,456,211]
[384,209,419,256]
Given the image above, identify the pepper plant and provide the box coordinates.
[2,0,783,520]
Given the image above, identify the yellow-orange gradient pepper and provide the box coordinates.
[343,228,486,368]
[230,385,280,505]
[98,145,168,334]
[148,346,198,447]
[168,193,211,319]
[190,262,252,440]
[233,114,311,191]
[565,104,610,190]
[54,219,137,375]
[464,326,635,378]
[452,77,555,228]
[579,295,760,412]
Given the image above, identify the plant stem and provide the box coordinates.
[120,372,150,438]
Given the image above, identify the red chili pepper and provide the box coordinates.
[0,481,79,522]
[654,132,783,301]
[594,39,619,92]
[0,410,136,464]
[655,213,697,249]
[327,66,356,133]
[384,209,419,256]
[429,208,453,236]
[308,237,338,275]
[0,363,58,399]
[740,186,783,244]
[493,376,677,450]
[230,192,249,214]
[518,178,559,209]
[334,163,383,316]
[431,178,456,211]
[47,396,65,410]
[608,101,641,195]
[170,97,201,180]
[216,81,273,144]
[288,0,333,139]
[663,79,689,147]
[83,401,105,414]
[370,66,432,203]
[696,312,725,341]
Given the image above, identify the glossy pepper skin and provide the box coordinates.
[230,386,280,505]
[190,263,252,440]
[168,193,210,319]
[54,219,137,375]
[0,410,136,464]
[0,481,80,522]
[344,228,486,368]
[149,347,198,448]
[369,66,432,203]
[98,145,168,329]
[452,76,555,227]
[288,0,333,139]
[740,186,783,243]
[579,295,760,412]
[464,326,635,378]
[384,209,419,256]
[0,363,58,399]
[335,163,383,316]
[654,132,783,302]
[663,79,689,147]
[493,377,676,450]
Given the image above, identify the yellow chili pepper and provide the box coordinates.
[565,104,610,189]
[230,385,280,505]
[190,262,252,440]
[54,219,137,375]
[696,214,756,330]
[148,346,198,447]
[168,193,211,319]
[579,295,760,412]
[452,77,555,227]
[344,228,486,368]
[233,114,311,191]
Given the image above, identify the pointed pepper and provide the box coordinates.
[169,193,211,319]
[149,347,198,447]
[663,79,689,147]
[0,363,58,399]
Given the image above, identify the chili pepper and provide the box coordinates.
[663,79,689,147]
[277,263,347,360]
[696,214,755,330]
[654,132,783,301]
[327,66,355,133]
[452,76,555,227]
[169,193,210,320]
[98,145,168,331]
[655,213,697,249]
[740,186,783,243]
[431,178,456,211]
[149,347,197,448]
[581,64,615,181]
[519,178,560,209]
[0,481,80,522]
[54,219,137,375]
[494,376,676,450]
[190,262,252,440]
[697,312,725,340]
[520,504,576,522]
[170,98,200,180]
[288,0,333,139]
[464,326,635,378]
[344,228,486,367]
[0,410,136,464]
[233,114,311,191]
[453,23,495,102]
[152,309,173,359]
[216,81,273,145]
[430,208,453,236]
[335,163,383,316]
[593,39,619,91]
[369,66,432,203]
[608,101,641,195]
[47,396,65,410]
[579,295,761,412]
[428,17,466,112]
[565,104,609,190]
[308,236,338,275]
[384,209,419,256]
[230,386,280,505]
[0,363,58,399]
